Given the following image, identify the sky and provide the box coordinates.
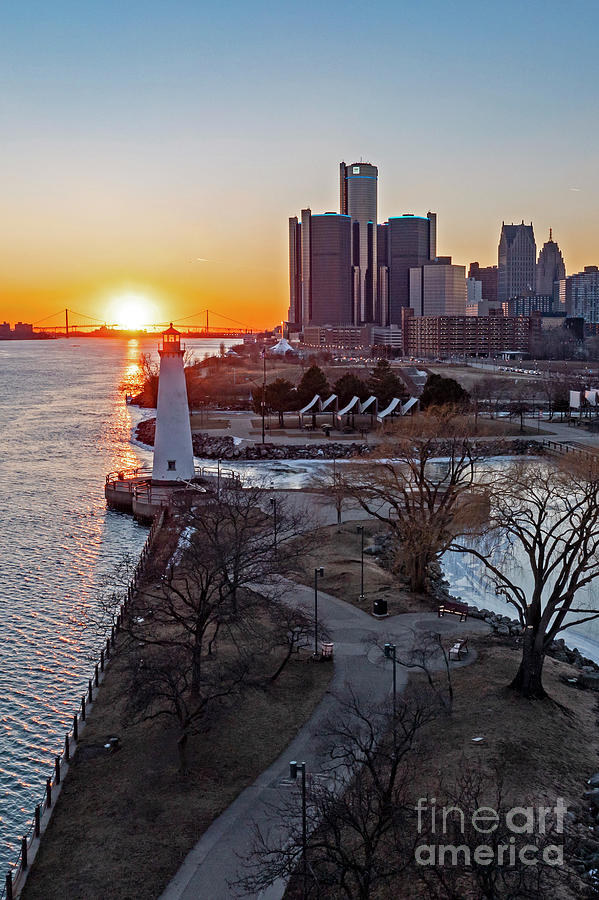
[1,0,598,329]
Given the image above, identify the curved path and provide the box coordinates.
[160,579,489,900]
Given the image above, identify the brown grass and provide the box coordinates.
[21,533,333,900]
[289,520,436,615]
[391,638,599,898]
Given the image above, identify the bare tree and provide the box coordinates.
[240,688,440,900]
[451,458,599,698]
[341,410,488,593]
[127,644,248,773]
[307,463,357,530]
[130,485,312,692]
[415,757,578,899]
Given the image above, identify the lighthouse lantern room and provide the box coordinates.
[151,324,195,483]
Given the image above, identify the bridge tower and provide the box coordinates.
[152,324,195,483]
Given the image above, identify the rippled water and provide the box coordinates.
[0,336,237,876]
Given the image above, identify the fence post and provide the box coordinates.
[21,837,28,871]
[106,637,111,658]
[65,732,70,762]
[81,695,86,722]
[55,756,61,785]
[88,679,93,704]
[95,664,99,687]
[6,871,13,900]
[34,805,40,838]
[73,713,78,742]
[46,777,52,809]
[100,649,105,671]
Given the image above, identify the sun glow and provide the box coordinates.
[109,293,155,330]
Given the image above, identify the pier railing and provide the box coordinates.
[2,509,166,900]
[540,439,599,463]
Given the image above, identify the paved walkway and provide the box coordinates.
[160,579,489,900]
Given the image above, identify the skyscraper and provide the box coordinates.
[287,209,353,327]
[536,228,566,297]
[563,266,599,323]
[378,213,437,325]
[339,161,377,324]
[497,222,536,304]
[468,261,498,302]
[409,257,467,316]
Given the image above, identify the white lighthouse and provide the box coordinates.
[152,324,195,483]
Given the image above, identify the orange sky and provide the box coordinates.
[2,2,598,330]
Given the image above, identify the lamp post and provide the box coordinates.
[384,642,397,741]
[314,566,324,657]
[356,525,365,601]
[261,348,266,444]
[270,496,277,550]
[289,760,308,898]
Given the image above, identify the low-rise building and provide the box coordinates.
[401,308,541,358]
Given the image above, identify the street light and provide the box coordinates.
[356,525,365,601]
[314,566,324,657]
[261,348,267,444]
[270,496,277,550]
[289,760,308,898]
[384,642,398,741]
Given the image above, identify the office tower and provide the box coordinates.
[562,266,599,323]
[467,277,483,309]
[536,228,566,297]
[339,161,378,323]
[409,257,467,316]
[288,209,353,326]
[468,261,498,302]
[378,213,437,325]
[288,216,302,325]
[498,222,536,304]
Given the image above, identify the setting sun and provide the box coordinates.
[109,293,155,330]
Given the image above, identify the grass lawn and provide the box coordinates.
[282,632,599,899]
[21,527,333,900]
[289,520,434,616]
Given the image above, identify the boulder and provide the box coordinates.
[496,624,510,636]
[582,673,599,691]
[584,788,599,807]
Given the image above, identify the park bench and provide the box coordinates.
[438,600,468,622]
[449,638,469,661]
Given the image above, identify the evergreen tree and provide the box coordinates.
[265,378,296,426]
[419,373,469,409]
[367,359,408,407]
[297,365,330,408]
[333,373,369,407]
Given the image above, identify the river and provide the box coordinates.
[0,336,240,876]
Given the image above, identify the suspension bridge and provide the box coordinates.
[30,308,254,338]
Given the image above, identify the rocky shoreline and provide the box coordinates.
[135,418,545,462]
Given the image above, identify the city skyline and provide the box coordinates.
[2,0,598,328]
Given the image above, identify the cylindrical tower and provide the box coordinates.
[152,324,195,483]
[340,161,378,323]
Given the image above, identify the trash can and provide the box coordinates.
[373,598,388,617]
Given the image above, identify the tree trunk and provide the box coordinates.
[408,552,428,594]
[178,731,189,774]
[191,629,203,696]
[510,634,547,699]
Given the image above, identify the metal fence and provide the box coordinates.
[1,509,166,900]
